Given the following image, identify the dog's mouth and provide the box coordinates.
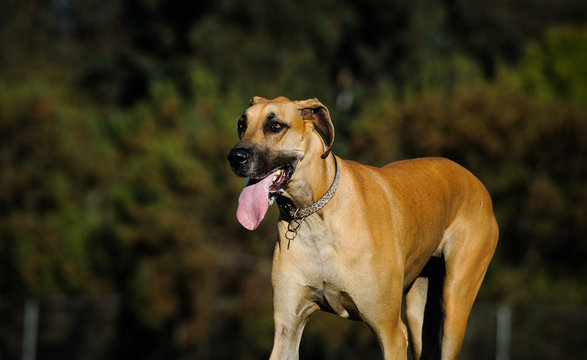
[236,164,295,230]
[249,164,294,198]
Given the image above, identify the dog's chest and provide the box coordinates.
[285,221,363,320]
[290,220,343,279]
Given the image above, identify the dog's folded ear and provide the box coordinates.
[250,96,269,105]
[295,98,335,159]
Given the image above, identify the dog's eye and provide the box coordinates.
[237,120,247,138]
[268,121,288,133]
[265,120,287,134]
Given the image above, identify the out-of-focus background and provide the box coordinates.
[1,0,586,359]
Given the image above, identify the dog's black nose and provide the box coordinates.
[227,147,250,166]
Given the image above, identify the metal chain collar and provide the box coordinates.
[281,156,340,221]
[284,216,305,247]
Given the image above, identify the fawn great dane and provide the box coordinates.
[227,96,498,359]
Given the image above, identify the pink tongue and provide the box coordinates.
[236,172,277,230]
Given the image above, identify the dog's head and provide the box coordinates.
[226,96,334,230]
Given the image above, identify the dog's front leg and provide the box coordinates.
[269,273,318,360]
[269,305,315,360]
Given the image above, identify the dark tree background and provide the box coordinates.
[1,0,586,359]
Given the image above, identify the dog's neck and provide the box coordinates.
[280,146,338,216]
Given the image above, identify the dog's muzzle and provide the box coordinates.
[227,145,298,230]
[227,146,254,176]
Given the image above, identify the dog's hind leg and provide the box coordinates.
[440,217,498,360]
[406,257,445,360]
[406,277,428,359]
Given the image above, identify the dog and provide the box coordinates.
[227,96,498,359]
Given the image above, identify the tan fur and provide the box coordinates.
[230,97,498,360]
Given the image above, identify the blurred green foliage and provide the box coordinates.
[1,0,586,358]
[521,25,587,103]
